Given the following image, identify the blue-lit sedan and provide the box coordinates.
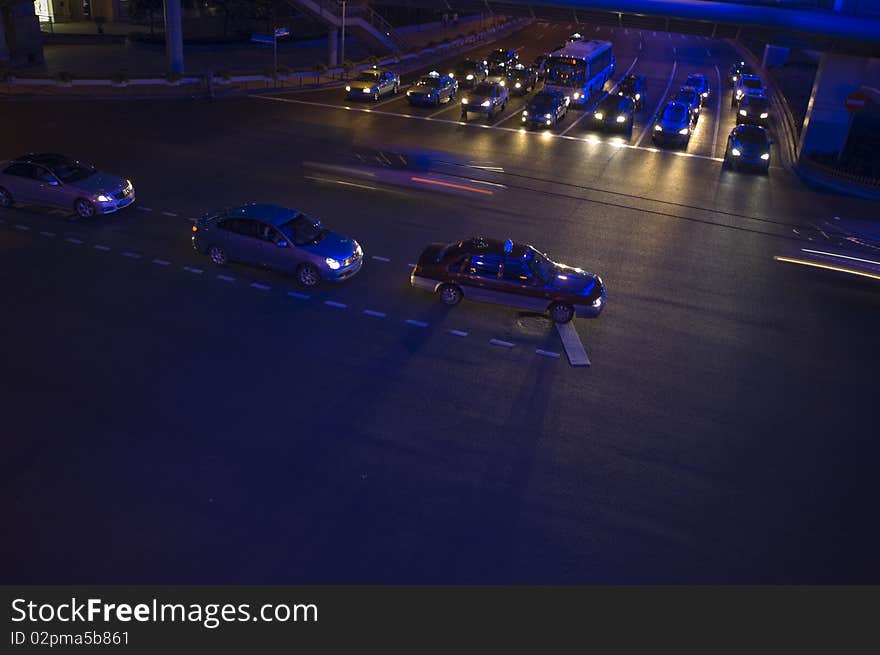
[724,125,772,173]
[191,203,363,286]
[521,90,569,128]
[652,101,696,147]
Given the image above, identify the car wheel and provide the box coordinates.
[208,245,228,266]
[549,302,574,324]
[74,198,95,219]
[297,262,321,287]
[439,284,463,306]
[0,186,12,208]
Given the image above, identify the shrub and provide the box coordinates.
[165,71,183,83]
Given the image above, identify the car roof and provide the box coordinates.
[458,237,530,258]
[686,73,706,79]
[13,152,75,165]
[227,203,300,225]
[677,85,698,94]
[733,124,768,136]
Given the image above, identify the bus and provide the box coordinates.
[543,40,615,107]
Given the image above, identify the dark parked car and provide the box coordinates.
[728,60,752,87]
[407,71,458,106]
[460,81,508,120]
[617,73,646,109]
[485,48,518,81]
[449,59,487,88]
[505,63,538,94]
[0,152,134,218]
[593,94,636,133]
[191,203,363,286]
[674,85,703,120]
[724,124,772,173]
[521,89,569,128]
[737,93,770,125]
[652,101,696,147]
[410,236,606,324]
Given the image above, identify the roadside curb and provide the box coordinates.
[1,18,533,101]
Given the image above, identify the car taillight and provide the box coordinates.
[191,225,198,233]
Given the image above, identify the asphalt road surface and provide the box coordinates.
[2,21,878,584]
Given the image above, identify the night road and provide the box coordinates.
[2,20,879,585]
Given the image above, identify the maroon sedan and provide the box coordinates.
[410,237,606,324]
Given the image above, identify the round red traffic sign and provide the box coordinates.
[844,90,868,113]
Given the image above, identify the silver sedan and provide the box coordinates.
[0,153,135,218]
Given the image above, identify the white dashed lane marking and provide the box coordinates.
[372,256,391,262]
[288,291,310,300]
[250,282,270,291]
[122,252,142,259]
[66,237,83,244]
[137,207,152,212]
[490,339,515,348]
[94,244,111,251]
[325,300,347,309]
[405,319,428,328]
[183,266,203,274]
[14,224,30,231]
[152,259,171,266]
[556,322,591,366]
[217,274,235,282]
[363,309,387,318]
[161,211,178,217]
[536,349,561,359]
[447,329,468,337]
[40,231,56,238]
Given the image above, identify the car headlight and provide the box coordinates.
[355,243,363,256]
[732,75,738,81]
[702,92,708,98]
[546,120,552,125]
[125,179,133,190]
[739,109,747,116]
[96,194,112,202]
[466,74,474,80]
[654,124,663,131]
[760,112,769,119]
[362,87,372,94]
[449,73,454,78]
[461,98,468,104]
[616,115,626,123]
[592,296,603,308]
[731,148,742,156]
[635,93,640,100]
[325,257,341,270]
[345,85,351,91]
[481,100,491,107]
[544,113,553,119]
[761,153,770,160]
[407,90,412,96]
[573,92,580,99]
[594,112,603,120]
[736,90,743,98]
[679,127,689,135]
[515,82,521,89]
[522,110,528,117]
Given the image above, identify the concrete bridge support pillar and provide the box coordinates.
[799,53,880,160]
[328,28,338,67]
[164,0,184,73]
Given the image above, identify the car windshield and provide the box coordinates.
[526,248,554,281]
[355,71,380,82]
[472,82,494,96]
[417,77,440,88]
[620,78,638,92]
[662,104,687,122]
[50,159,97,183]
[743,78,763,90]
[598,96,622,111]
[509,67,529,78]
[278,214,329,246]
[686,76,703,86]
[488,51,510,63]
[742,96,768,110]
[675,89,696,103]
[736,127,768,144]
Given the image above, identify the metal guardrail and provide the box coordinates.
[800,156,880,188]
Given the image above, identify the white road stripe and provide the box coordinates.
[137,206,152,212]
[653,31,657,37]
[635,60,677,148]
[556,322,591,366]
[712,64,722,157]
[325,300,347,308]
[14,224,30,231]
[161,211,178,217]
[40,231,57,238]
[536,349,561,359]
[66,237,83,244]
[152,258,171,266]
[217,274,235,282]
[363,309,387,318]
[183,266,203,274]
[673,47,677,56]
[405,319,428,328]
[94,244,111,251]
[250,282,270,291]
[288,291,309,300]
[122,251,141,259]
[489,338,515,348]
[447,329,468,337]
[255,93,724,163]
[706,48,712,57]
[372,255,391,262]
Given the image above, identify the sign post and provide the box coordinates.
[840,90,868,162]
[252,27,290,87]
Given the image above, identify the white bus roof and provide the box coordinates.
[549,39,612,60]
